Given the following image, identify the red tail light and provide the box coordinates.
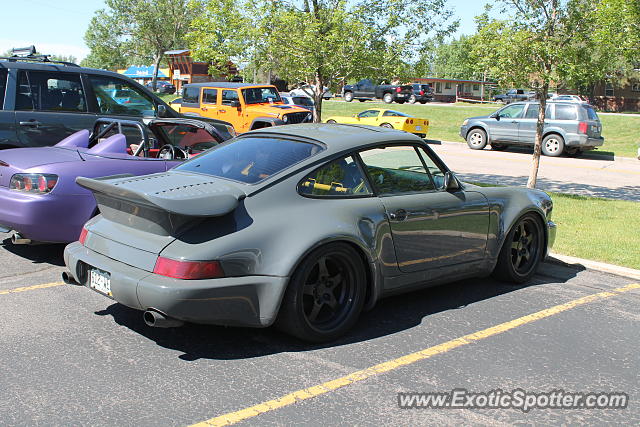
[153,257,225,280]
[396,87,401,93]
[419,90,424,95]
[578,122,588,134]
[79,227,88,245]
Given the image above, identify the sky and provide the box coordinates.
[0,0,488,62]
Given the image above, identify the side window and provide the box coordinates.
[222,90,239,105]
[555,104,578,120]
[182,86,200,104]
[16,71,86,112]
[88,75,155,117]
[416,147,446,189]
[359,145,436,195]
[0,69,7,109]
[357,110,379,118]
[498,104,525,118]
[524,104,551,119]
[298,156,372,197]
[202,88,217,104]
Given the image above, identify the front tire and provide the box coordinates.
[276,243,366,342]
[492,214,544,284]
[383,93,394,104]
[541,134,565,157]
[344,92,354,102]
[466,128,487,150]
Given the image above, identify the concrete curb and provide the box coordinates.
[547,252,640,280]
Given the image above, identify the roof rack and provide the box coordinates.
[0,45,80,67]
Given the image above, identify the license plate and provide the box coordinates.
[89,268,111,296]
[415,126,422,131]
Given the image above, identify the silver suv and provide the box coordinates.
[459,101,604,156]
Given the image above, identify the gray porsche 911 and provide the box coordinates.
[63,124,556,342]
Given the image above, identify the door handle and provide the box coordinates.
[388,209,408,221]
[201,107,208,111]
[219,109,226,113]
[19,121,41,127]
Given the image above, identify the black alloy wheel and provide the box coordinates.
[277,243,366,342]
[493,214,544,283]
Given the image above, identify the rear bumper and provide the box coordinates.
[64,242,289,327]
[565,134,604,148]
[0,188,95,242]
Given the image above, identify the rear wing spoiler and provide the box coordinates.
[77,173,247,235]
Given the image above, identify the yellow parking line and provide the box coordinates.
[190,283,640,427]
[0,282,65,295]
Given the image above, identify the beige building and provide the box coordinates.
[413,77,493,102]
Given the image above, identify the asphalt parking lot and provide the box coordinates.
[1,230,638,426]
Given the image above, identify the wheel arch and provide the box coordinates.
[250,117,284,130]
[285,237,380,312]
[497,207,549,263]
[542,129,566,142]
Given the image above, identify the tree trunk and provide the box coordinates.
[151,52,162,92]
[527,82,549,188]
[313,72,323,123]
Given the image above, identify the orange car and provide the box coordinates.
[178,83,312,133]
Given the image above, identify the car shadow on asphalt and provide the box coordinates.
[0,237,66,266]
[94,262,582,361]
[490,145,616,162]
[458,173,640,202]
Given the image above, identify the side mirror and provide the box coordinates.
[230,100,241,108]
[157,104,169,118]
[494,113,501,121]
[443,171,460,192]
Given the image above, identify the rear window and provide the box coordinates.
[554,104,578,120]
[175,136,324,184]
[584,106,599,121]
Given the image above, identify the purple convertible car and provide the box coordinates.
[0,118,230,244]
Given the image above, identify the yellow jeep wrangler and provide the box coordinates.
[178,83,313,133]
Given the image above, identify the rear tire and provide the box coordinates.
[466,128,487,150]
[344,92,354,102]
[326,119,337,124]
[358,99,367,102]
[380,123,394,129]
[541,134,565,157]
[491,143,508,151]
[492,214,544,284]
[408,95,417,104]
[276,243,366,342]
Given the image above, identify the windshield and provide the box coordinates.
[382,110,410,117]
[153,124,219,153]
[175,136,323,184]
[241,87,282,104]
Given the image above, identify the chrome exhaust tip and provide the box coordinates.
[11,233,31,245]
[143,310,184,328]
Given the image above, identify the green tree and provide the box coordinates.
[415,35,480,80]
[471,1,610,188]
[83,0,194,89]
[188,0,457,122]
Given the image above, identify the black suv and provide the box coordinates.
[145,80,176,94]
[408,83,434,104]
[0,52,232,149]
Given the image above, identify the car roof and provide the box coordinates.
[184,82,275,89]
[243,123,421,153]
[0,59,134,80]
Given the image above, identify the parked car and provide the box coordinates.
[290,84,333,100]
[280,92,315,113]
[145,80,176,94]
[0,117,230,244]
[325,108,429,138]
[63,124,555,342]
[0,50,225,149]
[408,83,434,104]
[460,101,604,156]
[550,94,589,103]
[493,89,532,104]
[178,82,312,133]
[342,79,414,104]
